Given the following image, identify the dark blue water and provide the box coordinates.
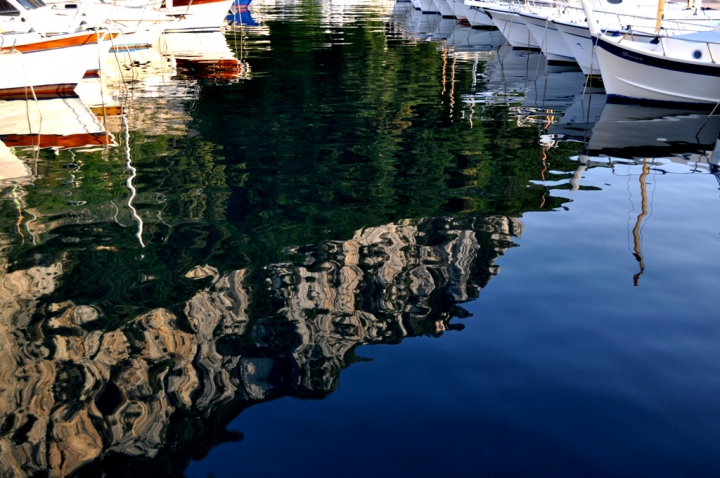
[0,1,719,476]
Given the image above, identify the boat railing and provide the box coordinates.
[560,3,719,33]
[656,34,720,63]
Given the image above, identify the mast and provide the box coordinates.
[655,0,666,34]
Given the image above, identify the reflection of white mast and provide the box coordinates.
[122,113,145,248]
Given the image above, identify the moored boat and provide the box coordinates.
[0,30,116,100]
[583,0,720,105]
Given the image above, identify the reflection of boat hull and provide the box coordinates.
[175,58,241,80]
[159,32,243,80]
[0,133,112,149]
[0,141,31,185]
[547,91,606,140]
[0,97,113,149]
[587,103,720,157]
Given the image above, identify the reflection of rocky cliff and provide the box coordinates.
[0,215,521,477]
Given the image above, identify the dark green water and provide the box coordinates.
[1,1,720,476]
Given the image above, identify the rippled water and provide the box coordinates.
[1,1,720,476]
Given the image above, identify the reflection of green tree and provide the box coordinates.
[0,10,592,478]
[0,11,586,324]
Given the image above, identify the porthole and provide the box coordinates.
[692,49,703,60]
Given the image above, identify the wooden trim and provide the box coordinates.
[0,31,119,54]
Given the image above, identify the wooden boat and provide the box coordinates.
[0,31,116,99]
[160,0,236,32]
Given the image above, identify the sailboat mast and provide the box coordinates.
[655,0,666,33]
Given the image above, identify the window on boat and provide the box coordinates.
[0,0,20,15]
[606,0,623,3]
[15,0,47,9]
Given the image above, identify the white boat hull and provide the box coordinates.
[554,20,600,75]
[433,0,455,17]
[163,0,234,32]
[460,3,494,27]
[595,34,720,105]
[484,7,539,49]
[0,32,113,99]
[521,13,576,63]
[417,0,439,14]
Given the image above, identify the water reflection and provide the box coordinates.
[1,1,719,476]
[0,214,520,476]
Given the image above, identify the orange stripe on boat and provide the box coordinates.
[0,32,119,54]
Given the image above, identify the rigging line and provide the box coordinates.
[469,51,479,127]
[20,50,42,158]
[694,101,719,141]
[11,186,25,245]
[96,29,110,137]
[23,207,37,246]
[110,201,128,227]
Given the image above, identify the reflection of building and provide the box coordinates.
[0,215,521,476]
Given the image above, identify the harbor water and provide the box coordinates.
[1,0,719,476]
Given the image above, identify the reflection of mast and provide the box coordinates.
[122,113,145,248]
[441,43,447,98]
[538,141,553,208]
[632,160,650,286]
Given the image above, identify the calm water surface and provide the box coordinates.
[1,1,719,476]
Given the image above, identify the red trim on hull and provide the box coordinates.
[171,0,228,7]
[0,84,77,100]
